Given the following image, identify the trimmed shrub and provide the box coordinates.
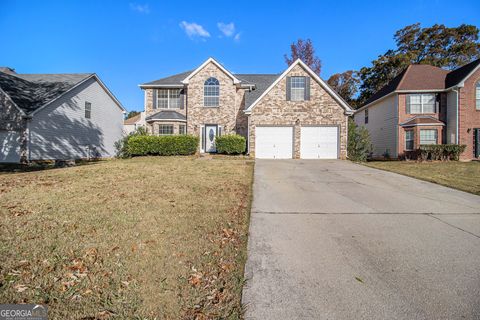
[114,126,148,158]
[418,144,466,161]
[216,134,246,154]
[347,119,373,162]
[126,135,199,156]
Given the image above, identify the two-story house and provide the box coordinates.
[354,59,480,160]
[139,58,353,159]
[0,68,125,163]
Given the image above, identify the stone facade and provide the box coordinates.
[186,61,247,138]
[248,64,348,159]
[458,67,480,160]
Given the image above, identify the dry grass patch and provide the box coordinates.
[365,161,480,195]
[0,156,254,319]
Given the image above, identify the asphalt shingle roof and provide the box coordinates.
[0,72,92,113]
[445,59,480,88]
[236,74,279,109]
[141,71,193,86]
[146,110,186,121]
[364,58,480,107]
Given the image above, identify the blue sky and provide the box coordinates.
[1,0,479,112]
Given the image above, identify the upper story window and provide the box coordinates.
[85,101,91,119]
[156,89,181,109]
[364,109,369,124]
[290,76,306,101]
[406,94,436,114]
[476,81,480,110]
[204,77,219,107]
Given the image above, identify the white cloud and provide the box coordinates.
[234,33,241,41]
[217,22,235,37]
[180,21,211,39]
[129,3,150,14]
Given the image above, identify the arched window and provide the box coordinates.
[476,81,480,110]
[204,77,219,107]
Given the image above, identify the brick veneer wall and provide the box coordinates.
[248,64,348,159]
[458,67,480,160]
[397,93,446,158]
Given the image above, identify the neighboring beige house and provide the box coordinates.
[123,112,145,135]
[354,58,480,160]
[139,57,353,159]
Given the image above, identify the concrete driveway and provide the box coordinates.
[242,160,480,320]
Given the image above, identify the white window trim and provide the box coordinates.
[407,93,436,114]
[158,124,174,135]
[475,81,480,111]
[405,130,414,151]
[419,129,438,145]
[157,89,181,109]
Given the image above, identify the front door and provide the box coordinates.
[205,125,218,153]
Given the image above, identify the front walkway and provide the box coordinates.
[242,160,480,319]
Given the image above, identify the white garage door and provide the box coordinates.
[0,130,21,163]
[255,126,293,159]
[300,126,338,159]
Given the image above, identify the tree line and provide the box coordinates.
[284,23,480,108]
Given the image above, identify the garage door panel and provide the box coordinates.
[255,127,293,159]
[300,126,338,159]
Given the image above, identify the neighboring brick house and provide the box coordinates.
[139,58,353,159]
[0,69,125,163]
[354,59,480,160]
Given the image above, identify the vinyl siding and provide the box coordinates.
[446,90,458,144]
[354,95,398,158]
[29,77,124,160]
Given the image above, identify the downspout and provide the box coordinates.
[453,87,460,144]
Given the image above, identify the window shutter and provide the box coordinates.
[218,126,222,136]
[152,89,157,109]
[202,126,206,151]
[286,76,291,101]
[305,76,310,100]
[406,95,410,114]
[180,89,185,109]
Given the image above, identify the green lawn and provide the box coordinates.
[0,157,254,319]
[365,161,480,195]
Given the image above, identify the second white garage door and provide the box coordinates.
[300,126,338,159]
[255,126,293,159]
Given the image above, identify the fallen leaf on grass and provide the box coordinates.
[14,284,28,292]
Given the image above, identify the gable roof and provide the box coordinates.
[124,113,142,125]
[445,59,480,88]
[236,74,279,109]
[0,71,125,115]
[140,70,192,87]
[363,65,449,106]
[244,59,353,114]
[182,57,241,84]
[361,58,480,109]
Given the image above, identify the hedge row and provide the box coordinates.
[417,144,466,161]
[216,134,246,154]
[126,135,199,156]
